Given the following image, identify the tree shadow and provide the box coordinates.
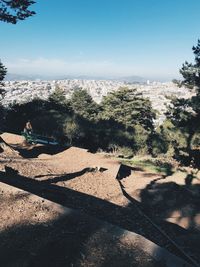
[140,180,200,226]
[174,147,200,170]
[185,171,199,186]
[118,179,188,233]
[137,178,200,265]
[41,167,96,184]
[14,144,68,158]
[118,178,200,265]
[0,168,197,266]
[0,169,187,253]
[0,206,102,267]
[0,205,168,267]
[117,164,142,180]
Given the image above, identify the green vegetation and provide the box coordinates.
[49,85,68,106]
[0,60,7,97]
[165,40,200,168]
[120,155,200,185]
[0,0,35,24]
[121,156,174,175]
[0,61,7,85]
[100,87,155,130]
[5,87,156,153]
[0,61,7,129]
[3,57,200,172]
[70,89,99,121]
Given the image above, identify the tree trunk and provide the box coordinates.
[187,131,195,165]
[187,131,194,151]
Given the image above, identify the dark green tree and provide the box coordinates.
[166,97,198,150]
[6,98,72,140]
[70,89,99,121]
[100,87,156,131]
[180,39,200,91]
[167,40,200,150]
[0,0,35,24]
[99,87,156,155]
[0,60,7,95]
[166,40,200,167]
[0,60,7,131]
[49,85,68,106]
[0,60,6,83]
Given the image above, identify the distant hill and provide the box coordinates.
[116,76,146,83]
[5,73,54,81]
[5,73,146,83]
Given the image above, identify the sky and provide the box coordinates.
[1,0,200,80]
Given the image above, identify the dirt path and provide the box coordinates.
[0,182,191,267]
[0,133,199,266]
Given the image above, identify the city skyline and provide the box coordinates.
[1,0,200,80]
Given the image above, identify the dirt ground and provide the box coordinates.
[0,182,170,267]
[0,133,199,266]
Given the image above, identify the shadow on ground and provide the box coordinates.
[137,177,200,265]
[0,165,171,267]
[117,164,143,179]
[40,167,96,184]
[140,179,200,231]
[115,163,200,265]
[0,167,198,266]
[0,206,168,267]
[12,144,68,158]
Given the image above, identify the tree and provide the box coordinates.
[180,40,200,92]
[0,0,35,24]
[49,85,68,105]
[0,60,7,131]
[0,60,7,95]
[167,40,200,149]
[100,87,156,131]
[5,98,72,139]
[166,97,198,150]
[63,119,81,145]
[70,89,99,121]
[166,40,200,167]
[0,60,7,83]
[99,87,156,155]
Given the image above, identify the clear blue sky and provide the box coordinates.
[1,0,200,80]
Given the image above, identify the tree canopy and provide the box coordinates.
[49,85,68,106]
[0,60,6,84]
[0,60,7,95]
[70,89,99,121]
[166,40,200,167]
[180,39,200,93]
[167,41,200,149]
[100,87,156,131]
[0,0,35,24]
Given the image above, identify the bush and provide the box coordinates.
[107,143,134,158]
[63,119,81,145]
[132,124,149,154]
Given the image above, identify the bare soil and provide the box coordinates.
[0,133,199,266]
[1,182,169,267]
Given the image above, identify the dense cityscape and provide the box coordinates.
[1,79,193,124]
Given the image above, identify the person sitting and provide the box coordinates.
[24,120,33,135]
